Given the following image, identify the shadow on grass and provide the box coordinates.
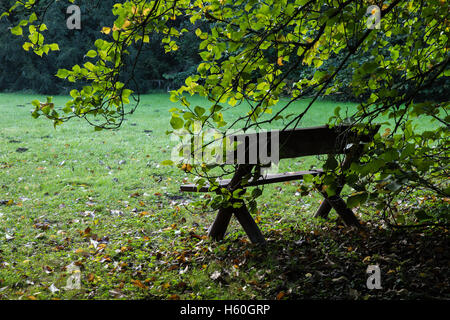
[201,223,449,300]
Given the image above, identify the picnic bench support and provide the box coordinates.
[233,201,266,244]
[208,207,233,241]
[315,198,333,219]
[314,185,343,219]
[208,202,265,244]
[208,164,266,244]
[314,145,358,220]
[315,184,360,226]
[327,195,361,227]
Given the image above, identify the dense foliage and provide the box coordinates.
[1,0,449,226]
[1,1,447,100]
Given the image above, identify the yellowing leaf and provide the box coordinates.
[382,128,391,137]
[181,163,192,172]
[101,27,111,35]
[122,20,131,29]
[387,269,396,274]
[277,56,284,66]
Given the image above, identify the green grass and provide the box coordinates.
[0,93,446,300]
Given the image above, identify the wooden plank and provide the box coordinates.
[224,124,380,164]
[278,125,353,159]
[224,125,354,163]
[180,169,324,192]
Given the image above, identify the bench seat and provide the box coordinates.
[180,169,324,192]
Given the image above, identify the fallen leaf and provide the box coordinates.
[131,279,147,289]
[276,291,285,300]
[161,282,171,289]
[139,211,149,217]
[332,276,348,283]
[88,273,95,282]
[43,266,53,274]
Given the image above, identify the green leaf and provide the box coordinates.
[49,43,59,51]
[70,89,79,98]
[324,156,338,170]
[347,192,368,208]
[386,181,402,192]
[22,42,33,51]
[251,188,263,198]
[170,116,184,130]
[56,69,70,79]
[11,26,23,36]
[194,106,205,117]
[85,50,97,58]
[29,13,37,23]
[160,160,174,166]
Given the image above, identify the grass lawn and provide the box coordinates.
[0,93,448,300]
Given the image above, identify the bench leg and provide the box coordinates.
[207,203,266,244]
[233,202,266,244]
[315,199,332,218]
[208,207,233,241]
[314,185,344,219]
[327,195,361,227]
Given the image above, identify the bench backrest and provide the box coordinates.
[224,124,378,164]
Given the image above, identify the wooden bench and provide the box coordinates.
[180,124,379,244]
